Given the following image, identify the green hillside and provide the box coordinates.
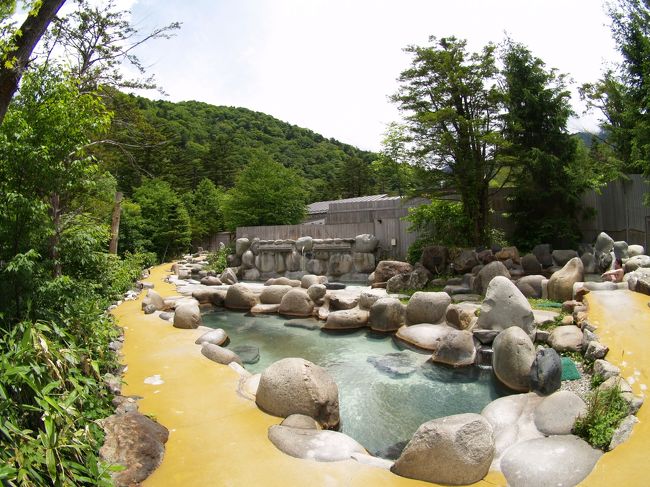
[96,90,377,201]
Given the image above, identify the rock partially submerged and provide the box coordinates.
[268,425,367,462]
[255,358,340,429]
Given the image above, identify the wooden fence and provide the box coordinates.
[205,176,649,258]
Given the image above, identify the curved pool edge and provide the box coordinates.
[580,289,650,486]
[114,263,509,486]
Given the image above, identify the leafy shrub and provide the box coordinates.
[573,385,630,450]
[0,319,118,486]
[206,244,233,275]
[404,200,472,264]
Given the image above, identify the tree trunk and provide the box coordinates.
[50,193,62,277]
[109,191,123,254]
[0,0,67,125]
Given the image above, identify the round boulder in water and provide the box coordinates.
[492,326,535,392]
[255,358,340,429]
[529,347,561,395]
[173,302,201,329]
[406,291,451,325]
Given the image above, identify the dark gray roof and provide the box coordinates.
[307,194,401,215]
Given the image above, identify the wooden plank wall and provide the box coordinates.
[214,177,650,258]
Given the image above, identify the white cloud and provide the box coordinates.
[124,0,619,150]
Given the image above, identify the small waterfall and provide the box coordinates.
[476,346,493,370]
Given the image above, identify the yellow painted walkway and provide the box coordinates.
[113,264,650,486]
[582,289,650,486]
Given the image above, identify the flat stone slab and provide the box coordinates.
[501,435,602,487]
[532,309,559,325]
[268,425,366,462]
[395,324,457,351]
[284,319,322,330]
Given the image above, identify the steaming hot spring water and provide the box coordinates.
[202,308,510,459]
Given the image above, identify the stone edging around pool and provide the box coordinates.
[130,260,645,486]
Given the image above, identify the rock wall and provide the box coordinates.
[229,234,379,282]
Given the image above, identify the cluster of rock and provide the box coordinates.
[395,232,650,300]
[225,234,380,283]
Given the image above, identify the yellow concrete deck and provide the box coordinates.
[113,264,649,486]
[581,289,650,486]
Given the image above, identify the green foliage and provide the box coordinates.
[591,373,606,389]
[392,36,508,245]
[573,385,630,450]
[0,316,119,486]
[183,178,224,245]
[94,93,377,202]
[131,179,191,261]
[205,245,232,275]
[404,200,472,263]
[501,40,598,249]
[222,155,307,230]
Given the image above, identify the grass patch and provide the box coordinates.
[573,385,630,450]
[528,298,563,310]
[591,373,606,389]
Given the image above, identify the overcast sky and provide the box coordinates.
[114,0,619,151]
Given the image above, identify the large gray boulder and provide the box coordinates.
[476,276,535,337]
[386,267,429,293]
[145,289,166,310]
[421,245,448,274]
[492,327,536,392]
[328,253,353,276]
[241,250,255,270]
[369,297,405,332]
[595,231,615,254]
[547,257,584,302]
[323,307,369,330]
[354,234,379,253]
[581,252,597,274]
[352,252,375,273]
[552,249,578,267]
[406,291,451,325]
[532,244,553,268]
[628,244,645,257]
[307,283,327,304]
[195,328,228,346]
[430,329,476,366]
[224,283,258,310]
[374,260,413,283]
[445,304,475,330]
[533,390,586,435]
[481,393,544,470]
[278,288,314,317]
[613,241,629,261]
[99,412,169,486]
[396,323,458,351]
[201,343,243,366]
[268,425,367,462]
[515,274,545,299]
[235,238,250,257]
[529,348,562,395]
[200,275,223,286]
[219,267,238,285]
[173,302,201,329]
[501,435,602,487]
[358,289,387,310]
[260,285,293,304]
[192,287,226,306]
[255,358,340,429]
[548,325,583,352]
[295,236,313,253]
[391,413,494,485]
[474,261,511,295]
[300,274,328,289]
[521,254,542,275]
[624,254,650,273]
[452,249,478,274]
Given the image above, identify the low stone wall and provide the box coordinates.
[227,234,379,282]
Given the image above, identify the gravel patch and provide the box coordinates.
[560,361,592,402]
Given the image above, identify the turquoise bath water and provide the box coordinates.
[203,309,508,458]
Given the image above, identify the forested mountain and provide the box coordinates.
[96,90,378,201]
